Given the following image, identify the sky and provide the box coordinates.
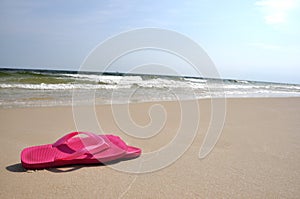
[0,0,299,84]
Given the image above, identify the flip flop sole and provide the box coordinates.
[21,133,141,169]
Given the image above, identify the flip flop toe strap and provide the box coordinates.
[52,132,109,160]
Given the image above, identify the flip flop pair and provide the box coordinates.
[21,132,141,169]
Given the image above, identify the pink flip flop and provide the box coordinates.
[21,132,141,169]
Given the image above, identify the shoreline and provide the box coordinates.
[2,95,300,109]
[1,97,299,198]
[1,69,300,109]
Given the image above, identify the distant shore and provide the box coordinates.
[0,97,299,198]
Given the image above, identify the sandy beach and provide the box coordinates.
[0,97,299,198]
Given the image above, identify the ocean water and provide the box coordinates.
[0,68,300,108]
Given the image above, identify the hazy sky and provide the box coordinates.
[0,0,299,83]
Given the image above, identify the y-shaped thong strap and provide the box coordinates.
[52,132,109,160]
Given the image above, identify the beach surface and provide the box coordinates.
[0,97,299,198]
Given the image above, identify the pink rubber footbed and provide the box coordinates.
[21,133,141,169]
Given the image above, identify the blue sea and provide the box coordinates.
[0,68,300,108]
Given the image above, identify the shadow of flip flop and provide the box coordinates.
[6,163,27,172]
[6,162,105,173]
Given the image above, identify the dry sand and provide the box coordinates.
[0,98,299,198]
